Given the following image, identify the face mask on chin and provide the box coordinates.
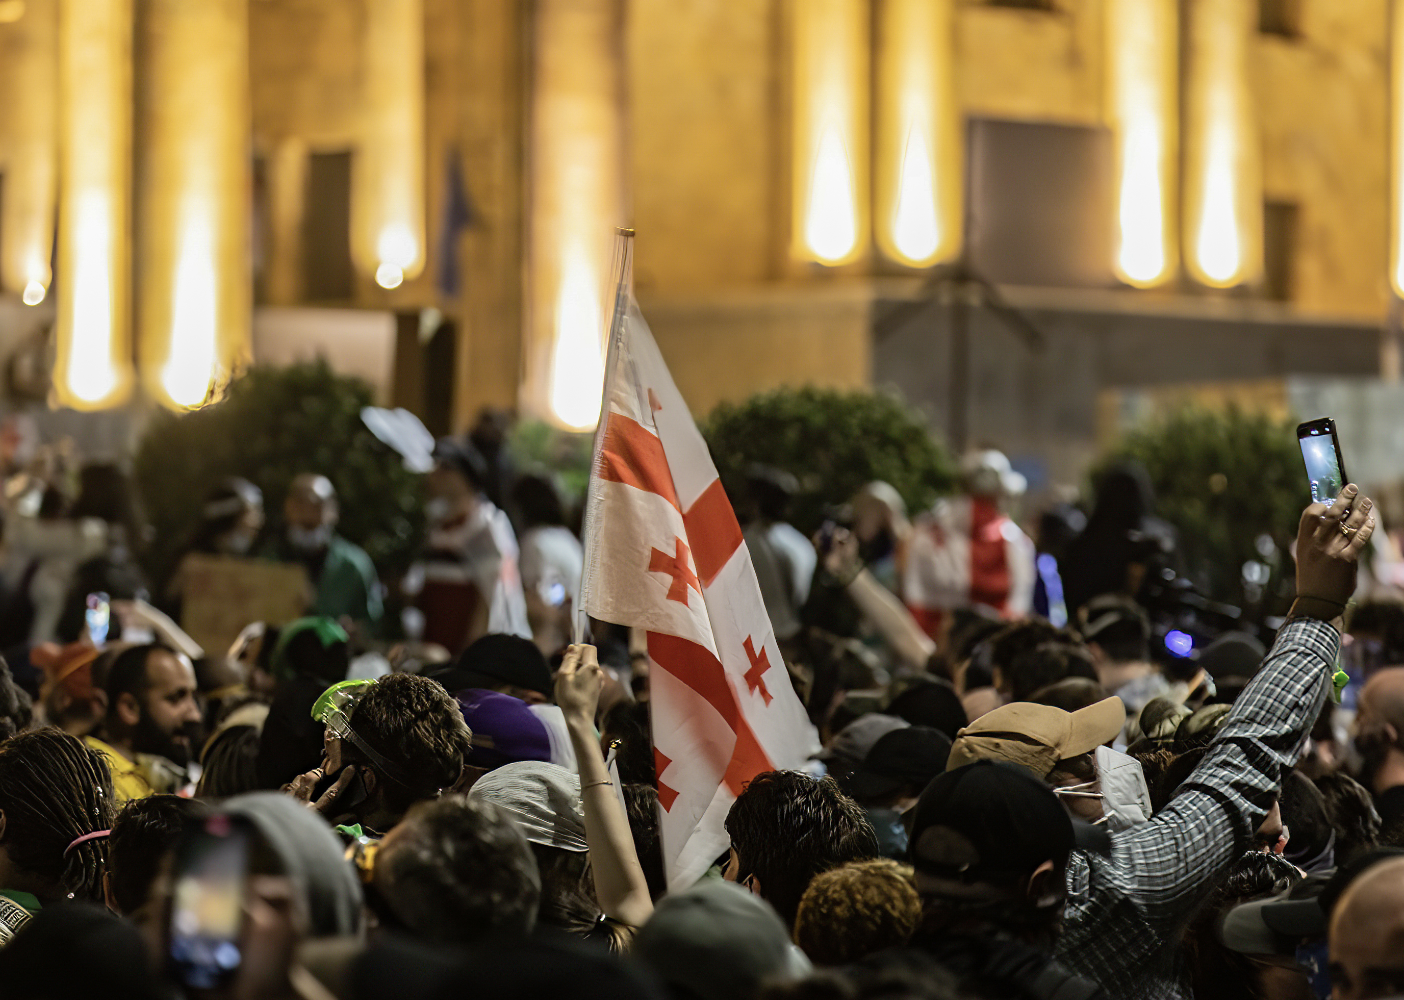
[220,528,256,556]
[288,524,332,553]
[424,497,452,525]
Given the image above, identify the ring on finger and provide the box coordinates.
[1341,523,1357,537]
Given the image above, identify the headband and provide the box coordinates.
[64,829,111,856]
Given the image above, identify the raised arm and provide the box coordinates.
[823,530,936,670]
[556,643,654,929]
[1106,485,1373,927]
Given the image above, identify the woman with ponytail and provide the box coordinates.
[0,728,115,944]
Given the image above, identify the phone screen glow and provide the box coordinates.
[1300,434,1343,504]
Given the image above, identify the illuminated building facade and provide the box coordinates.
[0,0,1394,468]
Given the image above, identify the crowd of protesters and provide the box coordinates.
[0,422,1400,1000]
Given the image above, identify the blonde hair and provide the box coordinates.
[794,858,921,966]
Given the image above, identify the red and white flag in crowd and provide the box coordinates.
[579,293,816,890]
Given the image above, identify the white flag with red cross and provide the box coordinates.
[579,297,817,891]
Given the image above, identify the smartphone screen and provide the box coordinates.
[168,816,249,990]
[85,592,110,646]
[1297,418,1348,504]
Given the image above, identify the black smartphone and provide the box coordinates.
[1297,418,1349,504]
[168,815,251,990]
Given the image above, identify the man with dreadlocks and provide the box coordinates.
[0,728,115,944]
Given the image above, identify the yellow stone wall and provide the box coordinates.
[0,0,1395,422]
[1256,0,1390,319]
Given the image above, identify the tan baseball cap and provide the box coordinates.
[946,696,1127,777]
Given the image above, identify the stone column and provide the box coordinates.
[524,0,626,430]
[874,0,960,268]
[54,0,135,409]
[1106,0,1179,288]
[790,0,869,268]
[135,0,251,410]
[1,0,57,304]
[1183,0,1262,289]
[1389,0,1404,300]
[263,137,307,306]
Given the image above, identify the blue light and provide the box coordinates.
[1165,630,1194,658]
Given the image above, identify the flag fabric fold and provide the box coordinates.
[580,298,816,890]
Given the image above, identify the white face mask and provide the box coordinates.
[288,523,332,553]
[221,528,256,556]
[1096,745,1153,831]
[425,497,452,524]
[1052,746,1153,832]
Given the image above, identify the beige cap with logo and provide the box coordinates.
[946,697,1127,778]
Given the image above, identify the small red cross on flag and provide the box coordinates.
[649,537,700,604]
[742,636,773,706]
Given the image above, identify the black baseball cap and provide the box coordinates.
[841,726,952,802]
[429,633,554,699]
[909,760,1074,888]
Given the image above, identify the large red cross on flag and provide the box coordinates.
[579,294,817,891]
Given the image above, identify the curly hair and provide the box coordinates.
[0,728,116,902]
[1316,771,1383,864]
[795,858,921,966]
[376,796,541,944]
[349,673,472,814]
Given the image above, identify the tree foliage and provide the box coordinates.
[703,387,958,534]
[1098,407,1304,610]
[133,361,424,590]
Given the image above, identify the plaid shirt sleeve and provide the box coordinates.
[1056,617,1338,1000]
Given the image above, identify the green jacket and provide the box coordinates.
[267,534,383,631]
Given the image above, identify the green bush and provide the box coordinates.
[133,361,425,592]
[702,387,958,534]
[510,419,594,506]
[1098,407,1304,610]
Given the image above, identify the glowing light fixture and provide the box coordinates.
[527,0,624,430]
[1106,0,1178,288]
[354,0,425,290]
[875,0,960,268]
[791,0,868,266]
[1,0,56,306]
[54,0,133,410]
[806,128,859,264]
[548,252,607,431]
[1390,0,1404,298]
[1183,0,1262,289]
[160,213,220,408]
[136,0,251,411]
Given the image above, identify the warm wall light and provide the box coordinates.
[1183,0,1262,289]
[548,251,607,430]
[1106,0,1178,288]
[54,0,133,410]
[354,0,426,290]
[791,0,868,266]
[875,0,961,268]
[137,0,251,411]
[1390,0,1404,298]
[1,0,56,305]
[527,0,624,431]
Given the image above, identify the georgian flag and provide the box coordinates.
[580,297,817,891]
